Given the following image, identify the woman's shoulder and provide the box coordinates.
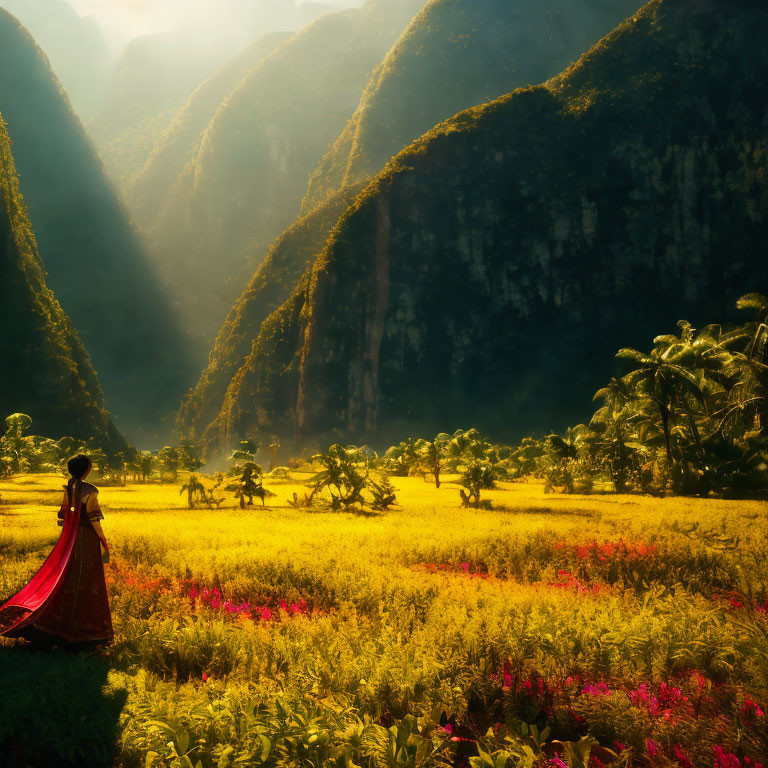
[82,482,99,495]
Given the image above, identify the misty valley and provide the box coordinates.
[0,0,767,767]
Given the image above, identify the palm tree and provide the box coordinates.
[593,378,633,421]
[737,293,768,361]
[735,293,768,431]
[617,341,704,470]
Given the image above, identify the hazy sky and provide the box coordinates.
[66,0,362,44]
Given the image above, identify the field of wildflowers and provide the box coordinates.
[0,472,766,768]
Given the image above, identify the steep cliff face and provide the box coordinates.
[303,0,643,212]
[0,115,124,451]
[180,182,365,441]
[204,0,768,450]
[0,10,192,440]
[153,0,426,345]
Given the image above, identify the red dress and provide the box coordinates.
[0,482,113,644]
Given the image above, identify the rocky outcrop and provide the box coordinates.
[200,0,768,450]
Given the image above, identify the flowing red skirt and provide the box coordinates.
[0,502,113,643]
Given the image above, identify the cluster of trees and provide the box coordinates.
[3,295,765,503]
[0,413,204,484]
[370,294,768,500]
[539,293,768,497]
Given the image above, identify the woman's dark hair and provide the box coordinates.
[67,454,91,479]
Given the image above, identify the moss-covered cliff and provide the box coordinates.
[0,115,124,452]
[199,0,768,450]
[0,10,192,439]
[303,0,643,212]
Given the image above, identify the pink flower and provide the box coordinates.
[646,739,660,758]
[547,758,568,768]
[188,585,199,600]
[582,682,610,697]
[460,562,470,572]
[742,697,765,718]
[730,597,744,609]
[438,723,453,736]
[260,607,272,621]
[210,596,221,611]
[202,672,211,682]
[713,746,742,768]
[673,745,693,768]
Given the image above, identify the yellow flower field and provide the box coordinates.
[1,473,767,768]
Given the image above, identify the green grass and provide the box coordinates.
[1,472,767,766]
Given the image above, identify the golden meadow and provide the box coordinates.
[1,472,767,768]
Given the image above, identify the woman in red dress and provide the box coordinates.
[0,454,113,645]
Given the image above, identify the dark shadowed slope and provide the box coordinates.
[0,0,113,120]
[303,0,643,212]
[0,10,192,441]
[200,0,768,451]
[152,0,426,346]
[0,114,124,452]
[179,182,366,441]
[127,31,291,232]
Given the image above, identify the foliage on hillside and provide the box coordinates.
[0,10,193,440]
[303,0,643,211]
[198,0,768,450]
[149,0,426,345]
[0,117,124,453]
[180,182,366,442]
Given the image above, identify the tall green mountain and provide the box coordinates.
[197,0,768,451]
[0,0,113,120]
[303,0,643,211]
[0,10,192,440]
[0,114,124,452]
[127,32,291,231]
[152,0,426,346]
[184,0,643,444]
